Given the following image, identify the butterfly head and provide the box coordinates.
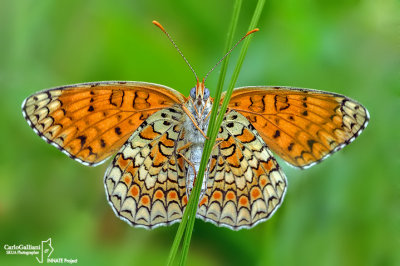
[190,80,210,104]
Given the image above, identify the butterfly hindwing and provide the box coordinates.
[226,87,369,169]
[196,111,287,230]
[104,106,189,228]
[22,81,186,166]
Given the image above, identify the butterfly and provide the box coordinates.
[21,22,369,230]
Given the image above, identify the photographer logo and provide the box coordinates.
[3,238,77,264]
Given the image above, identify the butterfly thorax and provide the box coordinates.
[183,86,212,198]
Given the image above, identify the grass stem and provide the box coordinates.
[167,0,265,264]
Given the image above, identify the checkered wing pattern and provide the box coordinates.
[197,111,287,230]
[104,106,189,229]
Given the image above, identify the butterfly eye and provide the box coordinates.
[203,88,210,100]
[190,87,196,99]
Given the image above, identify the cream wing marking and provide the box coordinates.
[196,111,287,230]
[104,106,190,229]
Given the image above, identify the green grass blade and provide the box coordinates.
[216,0,265,127]
[207,0,243,133]
[175,1,243,265]
[166,209,187,266]
[166,0,242,261]
[177,0,266,265]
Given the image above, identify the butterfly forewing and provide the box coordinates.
[196,111,287,230]
[104,106,189,228]
[22,81,185,166]
[226,87,369,169]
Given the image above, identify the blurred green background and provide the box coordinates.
[1,0,399,265]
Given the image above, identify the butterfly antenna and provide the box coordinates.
[203,28,259,82]
[153,20,198,82]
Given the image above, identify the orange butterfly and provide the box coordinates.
[22,21,369,230]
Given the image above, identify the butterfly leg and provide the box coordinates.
[178,152,197,181]
[188,98,201,117]
[204,111,211,121]
[181,105,209,139]
[200,97,212,118]
[212,138,224,150]
[177,142,192,153]
[177,142,197,183]
[203,106,231,122]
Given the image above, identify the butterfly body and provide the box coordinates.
[182,86,213,197]
[22,81,369,230]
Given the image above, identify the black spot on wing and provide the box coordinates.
[307,139,316,151]
[77,135,87,147]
